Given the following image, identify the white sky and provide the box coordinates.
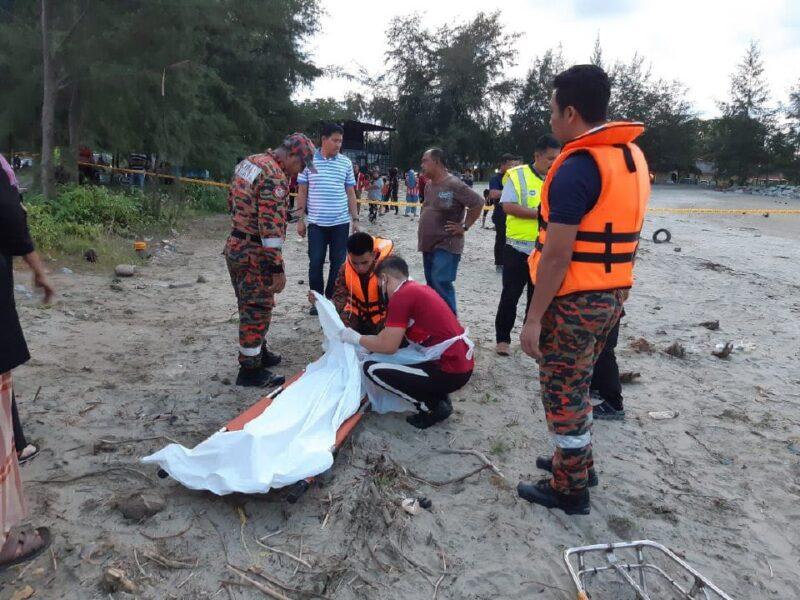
[298,0,800,118]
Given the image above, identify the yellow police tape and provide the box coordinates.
[78,163,800,215]
[649,207,800,215]
[78,161,229,188]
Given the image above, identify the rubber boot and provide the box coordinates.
[261,346,282,368]
[235,366,285,388]
[517,479,590,515]
[535,456,598,487]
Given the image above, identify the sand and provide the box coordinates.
[1,185,799,599]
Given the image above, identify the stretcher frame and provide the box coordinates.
[157,369,370,502]
[564,540,734,599]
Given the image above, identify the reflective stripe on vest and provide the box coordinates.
[529,122,651,297]
[344,237,394,325]
[504,165,542,243]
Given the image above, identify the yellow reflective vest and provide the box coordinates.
[504,164,544,242]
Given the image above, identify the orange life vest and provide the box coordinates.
[344,237,394,325]
[529,122,650,297]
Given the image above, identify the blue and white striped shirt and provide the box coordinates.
[298,150,355,227]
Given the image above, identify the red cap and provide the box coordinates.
[282,132,317,173]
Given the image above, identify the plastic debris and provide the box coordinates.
[402,498,422,515]
[649,410,678,420]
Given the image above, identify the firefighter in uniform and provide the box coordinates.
[311,232,394,335]
[518,65,650,514]
[225,133,317,387]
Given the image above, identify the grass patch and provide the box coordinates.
[478,392,500,405]
[489,439,510,457]
[24,183,228,262]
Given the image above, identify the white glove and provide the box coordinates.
[339,327,362,346]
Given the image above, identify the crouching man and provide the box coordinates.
[338,256,474,429]
[310,232,394,335]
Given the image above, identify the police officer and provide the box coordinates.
[225,133,316,387]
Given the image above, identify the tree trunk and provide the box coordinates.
[40,0,56,199]
[68,82,81,182]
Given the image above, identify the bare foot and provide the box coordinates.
[496,342,510,356]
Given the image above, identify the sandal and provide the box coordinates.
[17,443,40,465]
[0,526,52,572]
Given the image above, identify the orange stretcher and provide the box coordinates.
[157,369,370,503]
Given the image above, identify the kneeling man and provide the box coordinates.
[333,232,394,335]
[309,232,394,335]
[338,256,474,429]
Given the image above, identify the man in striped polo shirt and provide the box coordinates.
[296,123,360,314]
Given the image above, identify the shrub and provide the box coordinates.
[184,183,228,213]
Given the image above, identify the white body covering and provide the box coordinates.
[141,294,473,495]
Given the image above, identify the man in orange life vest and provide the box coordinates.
[518,65,650,514]
[308,232,394,335]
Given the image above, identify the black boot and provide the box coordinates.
[406,397,453,430]
[517,479,590,515]
[535,456,598,487]
[261,346,282,368]
[235,366,285,388]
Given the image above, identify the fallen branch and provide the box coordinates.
[368,482,393,526]
[29,466,155,486]
[520,579,569,593]
[364,533,390,574]
[142,550,197,570]
[140,520,194,541]
[388,539,439,577]
[133,548,149,579]
[226,565,293,600]
[258,529,283,542]
[407,464,490,487]
[436,448,505,479]
[432,573,445,599]
[177,570,197,588]
[248,567,332,600]
[253,538,312,569]
[684,431,720,460]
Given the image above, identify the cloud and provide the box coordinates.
[299,0,800,117]
[571,0,636,19]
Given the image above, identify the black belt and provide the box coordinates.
[231,230,260,244]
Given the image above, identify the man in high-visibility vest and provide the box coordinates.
[494,135,560,357]
[314,232,394,335]
[518,65,650,514]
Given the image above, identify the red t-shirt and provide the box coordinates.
[384,281,474,374]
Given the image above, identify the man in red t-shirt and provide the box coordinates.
[338,255,474,429]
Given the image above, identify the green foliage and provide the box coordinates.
[369,11,515,170]
[509,47,566,160]
[24,184,176,252]
[184,184,228,214]
[1,0,322,182]
[709,41,778,183]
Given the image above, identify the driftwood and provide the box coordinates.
[436,449,505,479]
[253,538,312,569]
[226,565,293,600]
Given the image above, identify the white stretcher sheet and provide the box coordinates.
[141,293,363,495]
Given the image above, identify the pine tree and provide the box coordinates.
[590,34,604,69]
[508,47,565,159]
[711,40,776,183]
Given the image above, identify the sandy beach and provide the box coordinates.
[1,185,798,599]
